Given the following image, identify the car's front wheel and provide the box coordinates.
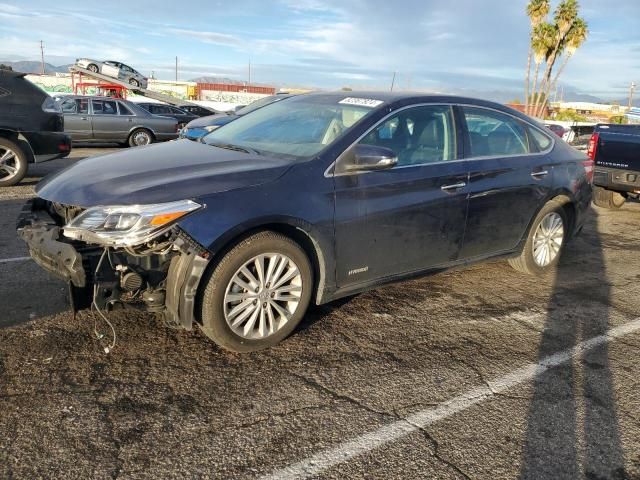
[199,231,313,352]
[508,200,568,276]
[87,63,99,73]
[0,138,28,187]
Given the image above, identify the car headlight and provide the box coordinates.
[63,199,201,247]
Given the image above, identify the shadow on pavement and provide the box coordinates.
[520,208,627,479]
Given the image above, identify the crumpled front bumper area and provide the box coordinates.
[16,199,87,287]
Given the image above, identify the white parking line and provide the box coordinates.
[262,316,640,480]
[0,194,34,201]
[0,256,31,264]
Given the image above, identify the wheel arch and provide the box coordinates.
[0,130,35,163]
[127,126,156,140]
[521,190,578,247]
[199,219,329,308]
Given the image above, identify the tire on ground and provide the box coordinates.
[127,128,154,147]
[0,137,28,187]
[508,199,569,276]
[199,231,313,353]
[593,186,625,209]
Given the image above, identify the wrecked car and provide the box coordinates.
[17,92,592,352]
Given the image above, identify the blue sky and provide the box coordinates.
[1,0,638,101]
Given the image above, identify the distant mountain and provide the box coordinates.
[0,60,71,74]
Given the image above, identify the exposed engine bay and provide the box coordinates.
[16,198,210,349]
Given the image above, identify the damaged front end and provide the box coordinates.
[16,198,210,330]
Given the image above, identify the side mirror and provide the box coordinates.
[344,144,398,172]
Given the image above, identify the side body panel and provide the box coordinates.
[333,163,469,287]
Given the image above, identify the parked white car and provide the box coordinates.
[75,58,148,89]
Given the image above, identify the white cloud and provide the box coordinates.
[168,28,243,47]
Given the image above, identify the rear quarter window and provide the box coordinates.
[528,127,553,152]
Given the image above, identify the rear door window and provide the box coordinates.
[91,99,118,115]
[118,102,134,115]
[462,107,531,157]
[152,105,171,114]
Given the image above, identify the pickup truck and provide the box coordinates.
[589,124,640,208]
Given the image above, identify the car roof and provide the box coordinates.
[298,91,542,126]
[56,94,133,102]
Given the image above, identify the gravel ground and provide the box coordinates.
[1,148,639,479]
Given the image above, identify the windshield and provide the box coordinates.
[203,96,378,160]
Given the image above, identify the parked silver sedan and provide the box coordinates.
[75,58,148,89]
[55,95,178,147]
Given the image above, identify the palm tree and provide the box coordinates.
[533,0,579,117]
[525,0,550,115]
[539,18,588,115]
[529,23,554,113]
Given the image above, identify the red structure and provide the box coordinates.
[196,82,275,96]
[70,70,127,98]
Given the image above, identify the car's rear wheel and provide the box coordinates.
[199,231,313,352]
[508,200,568,276]
[128,129,154,147]
[0,138,28,187]
[129,78,141,88]
[87,63,99,73]
[593,186,626,209]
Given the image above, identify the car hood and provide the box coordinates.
[36,140,292,207]
[186,113,238,128]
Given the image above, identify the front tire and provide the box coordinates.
[199,231,313,352]
[0,138,28,187]
[87,63,99,73]
[593,186,625,209]
[128,128,153,147]
[508,200,568,276]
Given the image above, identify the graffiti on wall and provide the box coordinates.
[200,90,266,104]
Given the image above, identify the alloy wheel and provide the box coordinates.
[532,212,564,267]
[0,146,19,181]
[223,253,303,340]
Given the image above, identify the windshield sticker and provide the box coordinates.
[339,97,384,108]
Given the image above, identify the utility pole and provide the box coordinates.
[175,56,178,82]
[629,81,636,109]
[248,59,251,86]
[39,40,45,75]
[390,71,397,92]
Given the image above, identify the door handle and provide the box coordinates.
[531,170,549,178]
[80,117,88,120]
[441,182,466,191]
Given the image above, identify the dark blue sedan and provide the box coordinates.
[18,92,592,352]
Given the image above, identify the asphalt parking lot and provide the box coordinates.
[1,148,639,479]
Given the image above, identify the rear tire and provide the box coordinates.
[129,78,141,88]
[87,64,99,73]
[0,138,28,187]
[593,186,625,209]
[508,200,568,276]
[128,129,154,147]
[199,231,313,353]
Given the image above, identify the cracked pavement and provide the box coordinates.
[1,148,640,479]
